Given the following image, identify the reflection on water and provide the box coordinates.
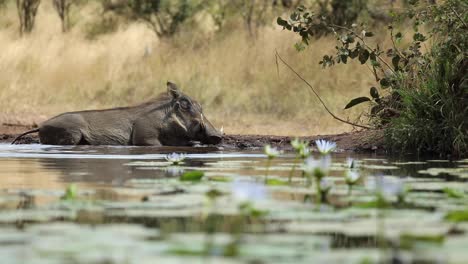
[0,143,467,263]
[0,144,267,189]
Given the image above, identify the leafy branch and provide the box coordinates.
[276,3,441,125]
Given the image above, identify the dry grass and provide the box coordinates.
[0,1,378,136]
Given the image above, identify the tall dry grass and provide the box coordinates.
[0,1,377,136]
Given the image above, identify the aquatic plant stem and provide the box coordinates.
[377,196,388,262]
[275,51,372,130]
[203,199,216,256]
[265,159,271,183]
[315,177,322,204]
[347,185,353,206]
[288,156,299,183]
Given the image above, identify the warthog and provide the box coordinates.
[12,82,223,146]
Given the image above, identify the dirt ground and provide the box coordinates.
[0,121,385,153]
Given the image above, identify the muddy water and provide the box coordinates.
[0,144,467,263]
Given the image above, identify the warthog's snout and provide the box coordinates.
[206,132,223,145]
[202,120,223,145]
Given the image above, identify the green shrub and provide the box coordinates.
[386,50,467,157]
[277,0,467,157]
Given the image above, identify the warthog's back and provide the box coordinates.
[41,108,137,145]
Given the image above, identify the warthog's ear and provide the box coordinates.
[167,81,181,99]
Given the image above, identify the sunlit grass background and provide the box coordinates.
[0,1,382,136]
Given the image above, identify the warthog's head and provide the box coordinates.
[165,82,223,145]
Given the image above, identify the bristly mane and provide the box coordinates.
[64,92,174,115]
[135,92,175,115]
[137,92,173,108]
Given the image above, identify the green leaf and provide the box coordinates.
[294,42,306,52]
[349,49,359,59]
[180,171,204,182]
[340,55,348,64]
[380,78,391,87]
[277,17,289,28]
[395,32,403,43]
[290,12,299,21]
[358,49,369,64]
[413,32,426,42]
[370,87,379,99]
[62,184,78,201]
[344,97,371,109]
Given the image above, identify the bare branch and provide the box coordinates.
[275,51,373,130]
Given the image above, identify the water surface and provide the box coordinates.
[0,144,467,263]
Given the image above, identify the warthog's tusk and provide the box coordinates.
[172,113,188,132]
[200,113,205,128]
[220,126,224,134]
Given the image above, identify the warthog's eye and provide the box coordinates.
[179,99,191,110]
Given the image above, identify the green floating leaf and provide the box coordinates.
[400,234,444,249]
[180,171,204,182]
[344,97,371,109]
[208,176,232,182]
[443,187,464,199]
[445,210,468,222]
[265,178,288,186]
[166,248,205,256]
[205,189,224,199]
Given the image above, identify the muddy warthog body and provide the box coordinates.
[12,82,222,146]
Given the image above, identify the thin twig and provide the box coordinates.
[390,28,407,61]
[275,51,373,130]
[329,24,396,74]
[449,6,467,28]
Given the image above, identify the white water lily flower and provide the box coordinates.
[264,145,281,159]
[302,156,331,179]
[366,176,406,198]
[291,138,307,150]
[165,153,186,165]
[345,171,361,185]
[231,180,267,202]
[291,138,311,158]
[165,166,185,177]
[299,146,311,158]
[315,139,337,154]
[319,178,333,192]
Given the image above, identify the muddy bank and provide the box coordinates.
[0,124,384,152]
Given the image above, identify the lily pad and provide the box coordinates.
[180,171,205,182]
